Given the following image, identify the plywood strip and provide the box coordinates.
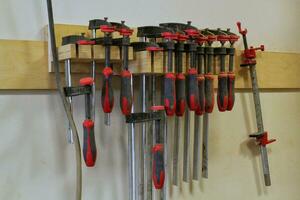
[0,39,299,90]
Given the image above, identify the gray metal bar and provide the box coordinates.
[183,109,190,182]
[162,114,167,200]
[172,117,180,185]
[192,114,201,180]
[91,29,97,122]
[250,65,271,186]
[202,113,209,178]
[128,76,137,200]
[64,59,74,144]
[139,74,146,200]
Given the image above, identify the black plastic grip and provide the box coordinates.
[164,73,176,116]
[175,73,186,116]
[83,119,97,167]
[227,72,235,111]
[217,72,228,112]
[186,68,199,111]
[204,74,214,113]
[196,75,205,115]
[120,70,132,115]
[101,67,114,113]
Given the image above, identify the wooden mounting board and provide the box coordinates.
[0,39,299,90]
[0,23,299,90]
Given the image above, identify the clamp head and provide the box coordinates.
[237,21,247,35]
[250,132,276,147]
[161,31,178,40]
[111,21,134,36]
[243,45,265,59]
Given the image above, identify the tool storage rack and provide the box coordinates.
[0,24,299,90]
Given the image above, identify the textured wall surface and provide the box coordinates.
[0,0,299,199]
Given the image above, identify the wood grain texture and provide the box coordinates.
[0,38,299,90]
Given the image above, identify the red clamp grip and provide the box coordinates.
[120,70,133,116]
[152,144,165,189]
[100,25,115,33]
[83,119,97,167]
[237,22,248,35]
[76,40,96,45]
[101,67,114,113]
[164,73,176,116]
[161,32,178,40]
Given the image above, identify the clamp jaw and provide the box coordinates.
[250,132,276,147]
[111,21,133,46]
[159,21,199,39]
[237,22,265,67]
[62,34,95,46]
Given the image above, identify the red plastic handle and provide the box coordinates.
[83,119,97,167]
[175,73,186,116]
[152,144,165,189]
[164,73,176,116]
[227,72,235,111]
[120,70,132,115]
[101,67,114,113]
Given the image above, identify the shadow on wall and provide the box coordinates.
[239,92,269,196]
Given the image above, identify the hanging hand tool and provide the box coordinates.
[111,21,134,115]
[192,33,208,180]
[76,38,97,167]
[131,41,163,199]
[137,26,177,116]
[208,29,230,112]
[46,1,82,199]
[63,75,97,167]
[237,22,276,186]
[148,43,164,198]
[151,105,166,190]
[224,29,239,111]
[136,26,175,199]
[61,34,86,144]
[88,19,106,132]
[201,29,217,178]
[99,18,115,126]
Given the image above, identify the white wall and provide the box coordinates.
[0,0,299,200]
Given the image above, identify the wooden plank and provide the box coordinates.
[0,39,299,90]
